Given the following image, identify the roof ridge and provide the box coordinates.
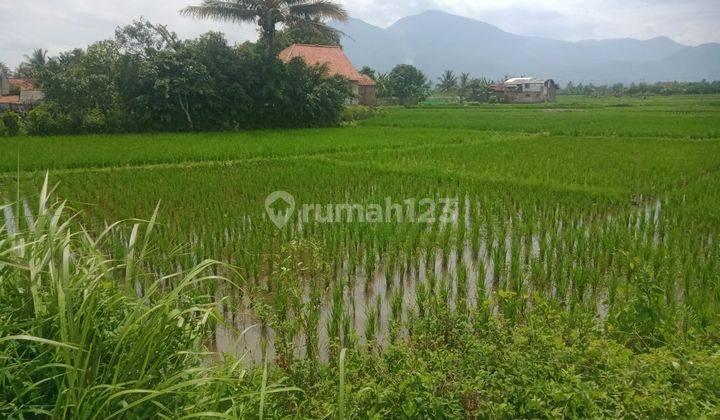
[289,43,342,48]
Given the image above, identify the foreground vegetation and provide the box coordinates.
[2,95,720,417]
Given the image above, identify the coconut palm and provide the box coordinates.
[15,49,47,78]
[437,70,457,93]
[26,49,47,68]
[376,72,390,97]
[458,72,471,101]
[180,0,348,53]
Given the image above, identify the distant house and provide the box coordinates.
[278,44,377,106]
[495,77,558,103]
[0,75,44,112]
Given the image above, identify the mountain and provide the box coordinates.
[334,10,720,84]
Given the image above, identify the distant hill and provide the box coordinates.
[333,10,720,84]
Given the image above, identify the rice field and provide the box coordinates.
[2,94,720,417]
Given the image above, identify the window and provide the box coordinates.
[524,83,530,89]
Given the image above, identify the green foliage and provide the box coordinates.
[1,110,22,136]
[2,96,720,416]
[82,108,108,133]
[272,19,342,51]
[39,40,119,133]
[341,105,375,122]
[25,102,59,135]
[437,69,458,92]
[14,48,47,78]
[468,77,494,102]
[457,72,471,101]
[359,66,376,81]
[0,117,6,137]
[181,0,347,53]
[375,72,390,97]
[0,179,297,418]
[562,80,720,96]
[289,305,720,418]
[387,64,430,104]
[35,21,349,134]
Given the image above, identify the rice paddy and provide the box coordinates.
[2,94,720,417]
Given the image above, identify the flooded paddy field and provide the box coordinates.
[2,95,720,417]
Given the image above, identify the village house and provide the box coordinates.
[494,77,558,103]
[0,74,45,112]
[278,44,377,106]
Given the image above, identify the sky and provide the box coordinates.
[1,0,719,68]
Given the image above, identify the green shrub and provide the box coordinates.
[25,103,58,135]
[82,108,107,133]
[0,116,6,136]
[342,105,374,122]
[1,110,22,136]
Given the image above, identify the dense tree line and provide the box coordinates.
[3,20,350,136]
[359,64,432,104]
[435,70,497,102]
[562,80,720,96]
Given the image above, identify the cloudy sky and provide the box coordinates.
[1,0,719,68]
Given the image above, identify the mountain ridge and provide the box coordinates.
[333,10,718,84]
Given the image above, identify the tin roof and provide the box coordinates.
[504,77,548,85]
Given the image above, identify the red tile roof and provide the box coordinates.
[358,74,376,87]
[8,78,37,91]
[279,44,375,86]
[0,95,21,104]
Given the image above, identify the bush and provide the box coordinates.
[0,116,6,136]
[82,108,107,133]
[387,64,429,104]
[1,110,22,136]
[341,105,374,122]
[25,103,58,135]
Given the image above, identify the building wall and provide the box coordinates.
[504,91,545,103]
[358,85,377,106]
[20,90,44,104]
[346,81,360,105]
[0,74,9,96]
[502,81,557,103]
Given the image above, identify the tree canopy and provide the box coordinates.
[180,0,347,53]
[387,64,429,104]
[29,20,349,135]
[437,70,457,92]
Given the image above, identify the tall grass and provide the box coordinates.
[0,176,298,418]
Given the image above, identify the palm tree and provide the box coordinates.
[375,72,389,97]
[458,72,471,101]
[27,49,47,68]
[437,70,457,93]
[181,0,348,53]
[16,49,47,78]
[469,77,494,102]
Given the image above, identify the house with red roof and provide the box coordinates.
[0,74,44,111]
[279,44,377,106]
